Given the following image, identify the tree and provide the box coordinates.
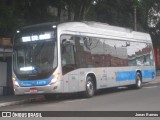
[94,0,134,28]
[1,0,160,45]
[0,0,25,37]
[57,0,95,21]
[147,1,160,47]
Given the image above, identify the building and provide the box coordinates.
[0,38,13,95]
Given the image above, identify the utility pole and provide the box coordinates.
[134,6,137,31]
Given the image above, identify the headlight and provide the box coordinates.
[12,73,19,87]
[50,73,60,85]
[14,81,19,87]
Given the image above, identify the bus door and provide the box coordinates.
[61,35,78,92]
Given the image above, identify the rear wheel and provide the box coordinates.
[83,76,95,98]
[134,72,142,89]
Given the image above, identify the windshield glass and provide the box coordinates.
[13,31,57,80]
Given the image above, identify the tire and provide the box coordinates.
[83,76,95,98]
[134,72,142,89]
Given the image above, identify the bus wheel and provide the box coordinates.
[83,76,95,98]
[134,72,142,89]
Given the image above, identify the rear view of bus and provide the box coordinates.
[12,23,61,95]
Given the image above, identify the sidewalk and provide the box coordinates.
[0,71,160,108]
[0,94,45,107]
[156,70,160,76]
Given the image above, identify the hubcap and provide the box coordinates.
[137,76,141,87]
[87,81,94,96]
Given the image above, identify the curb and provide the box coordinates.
[0,95,45,107]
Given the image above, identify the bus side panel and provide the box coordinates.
[62,69,83,93]
[141,66,156,82]
[60,65,155,93]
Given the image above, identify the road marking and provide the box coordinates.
[143,86,158,89]
[64,99,87,103]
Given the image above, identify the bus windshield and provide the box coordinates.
[13,32,57,80]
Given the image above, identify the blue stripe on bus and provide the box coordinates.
[142,70,156,79]
[116,71,136,81]
[17,75,54,87]
[16,69,156,86]
[116,70,156,82]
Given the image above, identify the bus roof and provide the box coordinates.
[20,22,59,33]
[58,21,151,42]
[19,21,152,42]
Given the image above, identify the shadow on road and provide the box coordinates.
[40,86,134,103]
[29,81,160,104]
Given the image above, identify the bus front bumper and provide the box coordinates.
[14,83,62,95]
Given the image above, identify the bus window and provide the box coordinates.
[74,36,87,68]
[103,39,117,67]
[112,40,128,66]
[61,35,76,75]
[127,42,138,66]
[89,37,104,67]
[134,43,153,66]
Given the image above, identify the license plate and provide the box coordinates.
[30,88,38,93]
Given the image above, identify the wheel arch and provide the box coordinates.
[86,73,97,90]
[136,70,142,81]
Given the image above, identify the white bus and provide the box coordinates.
[12,21,156,98]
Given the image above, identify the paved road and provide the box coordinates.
[0,80,160,120]
[1,82,160,111]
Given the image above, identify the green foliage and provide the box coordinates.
[94,0,134,28]
[0,0,160,48]
[0,0,25,37]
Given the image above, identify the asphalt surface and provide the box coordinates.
[1,81,160,111]
[0,79,160,120]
